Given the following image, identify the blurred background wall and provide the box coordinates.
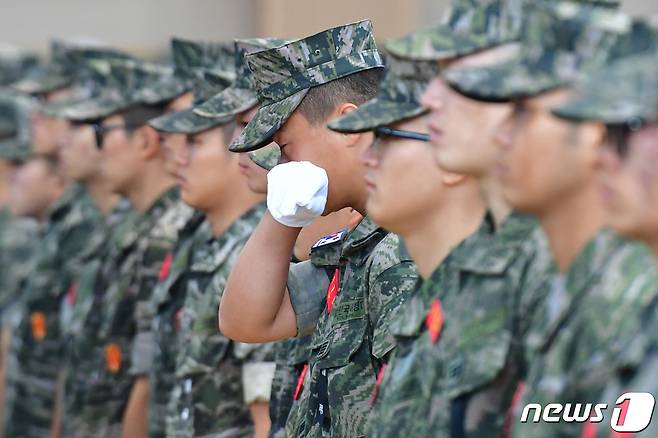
[0,0,656,58]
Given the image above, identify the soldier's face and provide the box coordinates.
[494,89,602,216]
[179,125,238,211]
[10,158,60,218]
[161,92,194,179]
[423,76,512,178]
[99,114,142,195]
[234,106,268,195]
[59,123,101,183]
[31,111,71,156]
[598,123,658,240]
[362,115,444,234]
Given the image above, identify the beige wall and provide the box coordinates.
[0,0,655,57]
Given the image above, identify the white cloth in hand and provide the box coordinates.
[267,161,328,227]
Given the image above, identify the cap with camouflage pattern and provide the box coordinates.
[248,143,281,171]
[553,50,658,125]
[148,69,233,135]
[229,19,385,153]
[0,92,34,161]
[194,38,288,119]
[443,1,632,102]
[386,0,526,62]
[55,59,179,121]
[553,18,658,124]
[0,44,39,87]
[328,55,437,133]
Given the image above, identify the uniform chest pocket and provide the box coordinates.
[312,299,368,369]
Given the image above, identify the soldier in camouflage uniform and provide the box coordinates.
[326,3,554,434]
[149,57,277,437]
[51,58,193,436]
[0,92,39,435]
[3,45,106,437]
[219,21,419,438]
[445,3,658,437]
[550,32,658,437]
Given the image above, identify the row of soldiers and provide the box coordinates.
[0,0,658,436]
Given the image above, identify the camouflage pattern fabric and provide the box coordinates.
[552,19,658,124]
[229,20,385,152]
[194,38,288,119]
[66,187,191,436]
[0,44,39,86]
[368,213,553,437]
[0,91,35,162]
[148,212,210,438]
[4,184,102,438]
[510,229,658,438]
[59,200,135,438]
[283,217,418,438]
[248,143,281,171]
[328,55,437,133]
[443,1,632,102]
[166,203,275,438]
[148,70,233,135]
[386,0,526,62]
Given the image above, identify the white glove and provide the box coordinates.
[267,161,329,228]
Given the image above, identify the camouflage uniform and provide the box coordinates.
[442,4,658,437]
[552,38,658,438]
[4,183,101,438]
[166,203,276,438]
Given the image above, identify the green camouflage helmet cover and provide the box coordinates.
[148,69,233,135]
[386,0,526,61]
[553,18,658,124]
[229,19,385,152]
[0,91,34,161]
[194,37,288,119]
[328,55,438,133]
[443,1,632,102]
[248,143,281,170]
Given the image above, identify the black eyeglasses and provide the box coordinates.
[605,118,646,157]
[91,122,141,149]
[374,126,431,142]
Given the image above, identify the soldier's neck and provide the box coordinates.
[85,177,121,216]
[539,182,605,273]
[205,184,265,238]
[404,187,486,279]
[479,174,511,228]
[125,167,176,214]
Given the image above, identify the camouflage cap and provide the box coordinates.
[552,50,658,125]
[443,1,632,102]
[229,20,385,153]
[194,37,288,119]
[0,91,34,161]
[0,44,39,86]
[148,70,233,134]
[248,143,281,171]
[386,0,525,62]
[328,55,437,133]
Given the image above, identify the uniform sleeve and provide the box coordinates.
[129,243,172,376]
[287,260,331,337]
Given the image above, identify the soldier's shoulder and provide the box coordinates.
[368,232,417,282]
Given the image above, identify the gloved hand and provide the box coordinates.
[267,161,329,228]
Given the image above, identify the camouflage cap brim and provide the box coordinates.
[135,75,189,106]
[248,143,281,170]
[58,91,129,122]
[0,139,31,161]
[149,107,232,135]
[386,24,511,62]
[193,86,258,119]
[229,88,308,153]
[328,98,427,133]
[443,60,564,103]
[12,72,71,95]
[552,52,658,124]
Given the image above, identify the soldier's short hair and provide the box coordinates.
[122,103,168,131]
[297,68,384,126]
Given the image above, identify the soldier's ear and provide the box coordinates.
[136,125,162,159]
[333,103,362,148]
[581,121,607,168]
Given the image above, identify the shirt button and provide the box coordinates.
[181,408,189,420]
